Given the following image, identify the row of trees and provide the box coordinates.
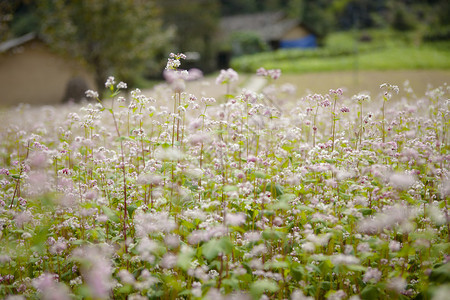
[1,0,448,91]
[219,0,449,39]
[0,1,165,90]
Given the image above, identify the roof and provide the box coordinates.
[0,32,37,53]
[220,11,302,41]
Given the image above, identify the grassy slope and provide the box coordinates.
[231,30,450,73]
[257,46,450,72]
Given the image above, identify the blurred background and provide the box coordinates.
[0,0,449,105]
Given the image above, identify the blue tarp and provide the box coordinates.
[280,34,317,49]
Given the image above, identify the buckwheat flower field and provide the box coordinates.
[0,54,449,300]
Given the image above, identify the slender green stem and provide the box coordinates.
[313,105,319,147]
[360,102,363,148]
[331,96,338,152]
[382,99,386,143]
[101,95,129,255]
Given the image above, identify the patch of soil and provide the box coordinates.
[279,70,450,98]
[171,70,450,101]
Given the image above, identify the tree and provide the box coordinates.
[288,0,335,42]
[37,0,171,90]
[0,0,24,42]
[6,0,40,38]
[219,0,259,15]
[157,0,220,72]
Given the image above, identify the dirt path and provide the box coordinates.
[150,70,449,101]
[279,70,450,97]
[2,70,447,107]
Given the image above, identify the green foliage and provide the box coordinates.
[37,0,171,90]
[219,0,259,15]
[229,31,269,56]
[0,53,449,299]
[390,1,417,32]
[430,263,450,284]
[202,237,233,261]
[157,0,220,72]
[297,0,335,39]
[361,284,383,300]
[220,0,449,43]
[231,30,450,73]
[250,279,279,298]
[9,9,40,37]
[219,0,292,15]
[0,1,18,42]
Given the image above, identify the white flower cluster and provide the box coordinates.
[216,68,239,85]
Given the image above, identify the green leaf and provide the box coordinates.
[102,205,120,223]
[222,278,239,290]
[177,247,194,271]
[111,90,121,97]
[265,260,289,270]
[75,284,93,299]
[280,158,290,168]
[201,237,233,261]
[360,208,374,216]
[38,194,55,209]
[346,264,367,272]
[115,136,134,142]
[264,182,284,199]
[319,260,333,274]
[339,193,351,200]
[279,193,295,201]
[250,279,279,298]
[179,219,196,230]
[431,243,450,257]
[127,204,137,218]
[161,142,171,149]
[223,185,239,192]
[291,265,305,281]
[320,281,331,291]
[117,284,133,294]
[271,199,290,210]
[262,229,285,240]
[70,239,85,245]
[397,244,415,256]
[309,254,329,262]
[178,289,192,297]
[219,237,233,254]
[361,285,381,300]
[88,228,106,241]
[302,179,318,184]
[430,263,450,284]
[30,225,50,254]
[297,205,314,212]
[254,171,269,179]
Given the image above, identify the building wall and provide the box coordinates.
[282,26,310,40]
[0,41,95,106]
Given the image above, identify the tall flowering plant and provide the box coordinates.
[0,53,448,299]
